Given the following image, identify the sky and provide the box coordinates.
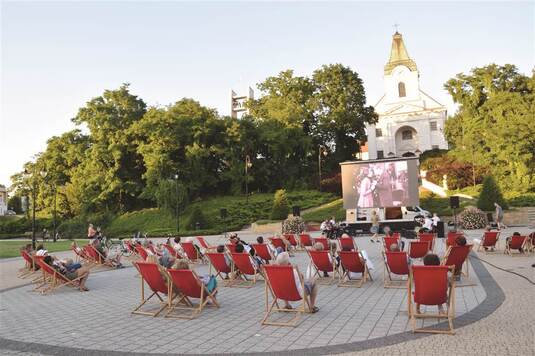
[1,1,534,188]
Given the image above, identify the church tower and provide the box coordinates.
[365,32,448,159]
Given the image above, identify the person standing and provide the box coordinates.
[494,203,505,230]
[431,213,440,232]
[370,210,380,243]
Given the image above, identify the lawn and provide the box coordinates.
[301,199,345,222]
[0,239,88,259]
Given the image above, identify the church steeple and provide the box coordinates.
[384,32,417,75]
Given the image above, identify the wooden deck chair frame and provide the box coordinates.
[408,265,456,335]
[132,261,175,317]
[261,265,310,327]
[504,235,528,256]
[382,251,410,289]
[34,258,85,295]
[307,250,340,285]
[205,252,233,286]
[18,251,37,279]
[338,251,368,287]
[165,269,219,319]
[229,252,263,288]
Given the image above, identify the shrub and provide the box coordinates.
[420,151,486,190]
[57,216,86,238]
[506,193,535,207]
[270,189,289,220]
[187,206,208,230]
[320,173,342,196]
[458,207,487,229]
[282,216,305,234]
[477,176,508,211]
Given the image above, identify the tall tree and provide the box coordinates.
[444,64,535,192]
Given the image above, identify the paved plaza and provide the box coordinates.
[0,229,534,355]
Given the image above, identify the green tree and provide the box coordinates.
[477,176,507,211]
[270,189,290,220]
[187,206,208,230]
[444,64,535,193]
[7,195,22,213]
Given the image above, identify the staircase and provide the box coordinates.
[421,178,448,197]
[528,208,535,225]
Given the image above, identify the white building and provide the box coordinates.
[0,185,7,216]
[366,32,448,159]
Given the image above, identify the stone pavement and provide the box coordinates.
[0,228,533,355]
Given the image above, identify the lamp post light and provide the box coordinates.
[245,155,252,203]
[318,145,328,191]
[24,167,46,250]
[174,172,179,234]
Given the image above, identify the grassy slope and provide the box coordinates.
[0,239,88,259]
[301,199,345,222]
[107,190,335,237]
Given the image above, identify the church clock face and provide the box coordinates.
[393,66,408,78]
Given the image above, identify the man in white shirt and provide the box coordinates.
[422,216,433,232]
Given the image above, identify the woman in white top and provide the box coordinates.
[276,252,319,313]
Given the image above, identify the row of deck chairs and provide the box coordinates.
[475,231,535,255]
[18,250,96,294]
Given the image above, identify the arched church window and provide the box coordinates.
[402,129,413,140]
[398,82,406,97]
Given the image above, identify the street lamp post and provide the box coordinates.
[245,155,252,203]
[318,145,328,191]
[52,185,57,242]
[174,172,179,233]
[24,168,46,250]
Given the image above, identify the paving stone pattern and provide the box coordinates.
[0,232,495,355]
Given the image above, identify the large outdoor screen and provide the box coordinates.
[340,158,419,209]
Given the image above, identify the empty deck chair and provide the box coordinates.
[477,231,500,252]
[196,236,212,250]
[307,250,339,284]
[338,251,369,287]
[251,243,273,264]
[408,241,430,259]
[383,251,410,289]
[205,252,232,285]
[230,252,262,287]
[261,264,309,327]
[132,261,173,317]
[418,233,435,252]
[339,236,356,251]
[165,269,219,319]
[408,265,456,334]
[299,234,313,248]
[505,235,528,255]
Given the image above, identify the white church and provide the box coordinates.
[365,32,448,159]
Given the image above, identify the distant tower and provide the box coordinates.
[230,87,254,118]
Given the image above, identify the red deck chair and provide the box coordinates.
[197,236,212,250]
[134,245,149,261]
[132,261,173,317]
[477,231,500,252]
[418,233,435,252]
[165,269,219,319]
[164,244,181,258]
[408,265,456,334]
[383,236,400,252]
[307,250,339,284]
[383,251,410,288]
[205,252,232,285]
[84,245,113,267]
[409,241,430,259]
[146,244,162,256]
[34,258,85,295]
[181,242,203,263]
[505,235,527,255]
[446,231,464,248]
[225,243,238,254]
[269,237,287,251]
[339,236,356,251]
[284,234,298,248]
[230,252,262,288]
[262,264,309,327]
[338,251,369,287]
[251,243,273,263]
[299,234,313,248]
[71,244,91,264]
[19,250,37,278]
[312,237,329,251]
[442,244,473,280]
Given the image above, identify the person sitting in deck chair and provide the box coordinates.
[92,239,124,268]
[235,243,261,268]
[276,252,319,313]
[35,244,48,256]
[506,232,524,253]
[216,245,232,279]
[172,259,217,299]
[44,255,91,291]
[417,254,445,315]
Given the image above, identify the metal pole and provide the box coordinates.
[175,177,179,233]
[245,157,249,204]
[31,179,36,250]
[53,186,57,242]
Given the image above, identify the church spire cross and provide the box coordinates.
[393,23,400,33]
